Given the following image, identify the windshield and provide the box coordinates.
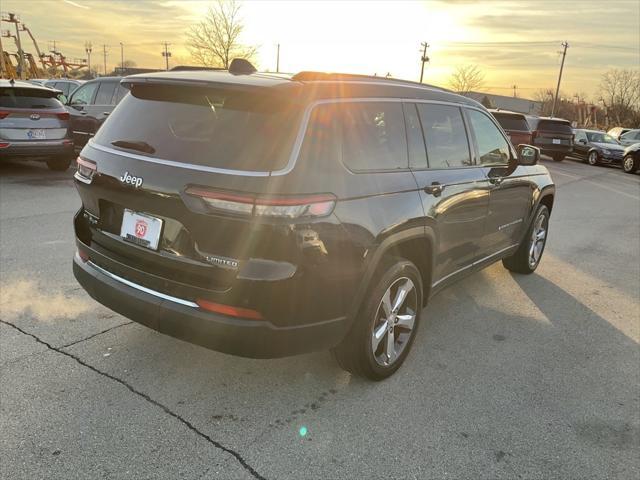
[0,87,63,109]
[94,84,303,172]
[586,132,619,144]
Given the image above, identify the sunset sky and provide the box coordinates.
[3,0,639,99]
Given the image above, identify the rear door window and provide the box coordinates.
[93,84,303,172]
[340,102,408,171]
[417,104,472,169]
[0,88,62,109]
[402,103,428,169]
[94,81,117,105]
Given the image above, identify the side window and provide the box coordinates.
[417,104,471,168]
[340,102,408,171]
[94,82,117,105]
[402,103,428,169]
[467,109,511,166]
[298,103,341,172]
[574,130,587,142]
[114,85,128,104]
[58,82,71,96]
[69,83,98,106]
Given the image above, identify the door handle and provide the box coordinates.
[489,176,504,185]
[102,112,110,116]
[79,111,88,115]
[424,182,443,197]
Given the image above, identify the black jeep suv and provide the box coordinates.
[72,66,555,380]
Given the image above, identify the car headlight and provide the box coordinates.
[602,149,611,155]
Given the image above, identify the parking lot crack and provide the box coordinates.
[59,321,134,349]
[0,319,267,480]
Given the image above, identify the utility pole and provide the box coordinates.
[102,44,108,76]
[419,42,429,83]
[276,43,280,73]
[161,42,171,70]
[551,41,569,117]
[85,41,92,77]
[119,42,124,72]
[5,13,24,79]
[512,85,517,97]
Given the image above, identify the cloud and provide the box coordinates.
[63,0,90,9]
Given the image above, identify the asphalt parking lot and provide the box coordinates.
[1,156,639,479]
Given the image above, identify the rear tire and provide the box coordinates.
[502,205,549,274]
[623,154,639,174]
[587,150,599,166]
[552,154,565,162]
[46,156,72,171]
[332,257,423,381]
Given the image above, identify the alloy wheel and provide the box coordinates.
[371,277,417,367]
[528,213,548,268]
[623,155,634,173]
[588,151,598,165]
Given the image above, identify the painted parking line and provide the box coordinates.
[551,169,640,201]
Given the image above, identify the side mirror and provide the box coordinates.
[578,138,587,144]
[516,144,540,166]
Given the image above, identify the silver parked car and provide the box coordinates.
[0,80,74,171]
[618,129,640,147]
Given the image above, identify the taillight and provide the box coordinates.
[56,112,70,120]
[0,142,10,148]
[75,156,97,183]
[0,111,9,119]
[196,299,263,320]
[185,187,336,219]
[77,249,89,263]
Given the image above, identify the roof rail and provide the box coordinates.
[291,71,448,91]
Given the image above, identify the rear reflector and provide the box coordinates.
[196,299,264,320]
[0,142,10,148]
[185,187,336,218]
[0,111,9,119]
[77,249,89,262]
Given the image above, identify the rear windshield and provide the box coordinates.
[492,113,529,131]
[93,84,303,172]
[0,87,62,109]
[537,120,572,134]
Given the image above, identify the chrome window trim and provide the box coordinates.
[87,96,481,177]
[86,259,199,308]
[431,243,519,287]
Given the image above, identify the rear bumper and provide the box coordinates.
[539,146,573,155]
[73,253,348,358]
[0,140,74,159]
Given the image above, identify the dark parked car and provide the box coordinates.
[618,129,640,147]
[622,143,640,174]
[44,78,84,103]
[489,109,532,147]
[573,129,626,166]
[72,66,554,380]
[66,77,127,150]
[525,116,573,161]
[0,79,74,170]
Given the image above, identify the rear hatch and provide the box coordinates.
[0,86,69,142]
[492,112,532,146]
[531,119,573,150]
[75,79,313,294]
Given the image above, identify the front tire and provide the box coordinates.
[552,154,565,162]
[502,205,550,274]
[46,156,72,171]
[587,150,599,166]
[332,258,423,381]
[623,154,639,174]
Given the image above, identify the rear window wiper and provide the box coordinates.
[111,140,156,154]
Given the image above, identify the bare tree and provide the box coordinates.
[599,69,640,125]
[186,0,256,69]
[447,65,485,94]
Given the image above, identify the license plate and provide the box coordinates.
[552,139,561,145]
[120,209,163,250]
[27,129,46,140]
